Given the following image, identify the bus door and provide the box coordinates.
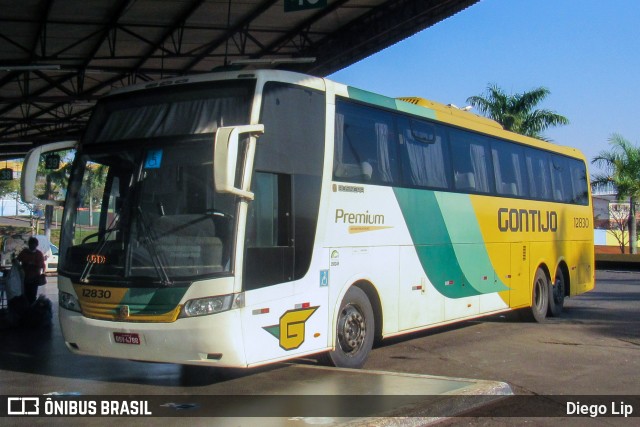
[239,172,327,366]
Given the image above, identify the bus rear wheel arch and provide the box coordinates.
[322,285,376,369]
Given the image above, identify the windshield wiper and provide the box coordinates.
[136,207,173,287]
[80,212,120,283]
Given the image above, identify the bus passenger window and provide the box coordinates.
[449,129,493,193]
[491,140,528,197]
[568,160,589,205]
[550,156,573,202]
[334,100,398,185]
[525,148,553,200]
[398,118,449,189]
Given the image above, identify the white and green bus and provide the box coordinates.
[22,70,594,368]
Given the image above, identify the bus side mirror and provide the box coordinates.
[214,124,264,200]
[21,140,77,206]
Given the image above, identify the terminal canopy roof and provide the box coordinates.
[0,0,478,158]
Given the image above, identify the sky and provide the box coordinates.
[329,0,640,178]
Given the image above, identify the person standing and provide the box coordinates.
[17,237,46,304]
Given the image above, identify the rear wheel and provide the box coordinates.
[548,268,566,317]
[322,286,374,369]
[527,268,549,323]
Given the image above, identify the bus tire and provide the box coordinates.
[548,268,566,317]
[323,286,374,369]
[527,268,549,323]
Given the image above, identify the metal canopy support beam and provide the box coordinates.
[0,0,209,144]
[258,0,351,60]
[0,0,135,140]
[181,0,279,71]
[0,0,480,148]
[31,0,55,60]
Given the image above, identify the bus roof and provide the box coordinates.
[104,69,586,162]
[397,97,504,130]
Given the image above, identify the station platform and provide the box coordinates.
[170,364,514,425]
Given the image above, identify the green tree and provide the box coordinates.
[81,163,108,227]
[466,84,569,140]
[591,134,640,254]
[36,153,72,240]
[0,176,19,199]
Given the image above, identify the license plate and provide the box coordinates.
[113,332,141,345]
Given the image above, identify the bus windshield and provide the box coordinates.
[58,79,255,284]
[60,139,237,284]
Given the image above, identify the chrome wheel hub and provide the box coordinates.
[337,305,366,354]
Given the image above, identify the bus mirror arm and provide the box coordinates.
[213,124,264,200]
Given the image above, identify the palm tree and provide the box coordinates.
[591,134,640,254]
[466,84,569,140]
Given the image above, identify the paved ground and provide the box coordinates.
[362,269,640,426]
[1,269,639,426]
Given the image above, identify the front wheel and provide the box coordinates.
[548,268,566,317]
[322,286,374,369]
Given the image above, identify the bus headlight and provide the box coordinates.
[181,293,244,318]
[59,291,82,313]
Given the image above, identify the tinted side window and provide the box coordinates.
[568,159,589,205]
[257,83,325,175]
[246,172,290,248]
[550,156,573,202]
[525,148,553,200]
[491,140,529,197]
[334,97,587,205]
[450,129,494,194]
[244,172,293,290]
[251,82,325,286]
[398,117,450,189]
[334,100,399,185]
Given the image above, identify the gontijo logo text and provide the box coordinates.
[498,208,558,232]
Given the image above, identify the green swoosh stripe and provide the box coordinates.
[347,87,437,120]
[394,188,509,298]
[118,286,188,315]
